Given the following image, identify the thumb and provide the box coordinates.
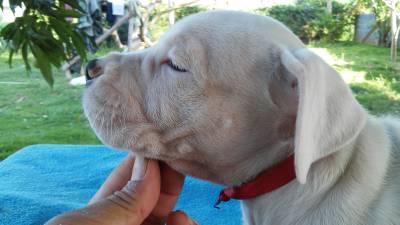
[45,159,161,225]
[107,158,161,224]
[167,211,198,225]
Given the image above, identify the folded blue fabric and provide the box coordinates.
[0,145,241,225]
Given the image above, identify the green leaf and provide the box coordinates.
[0,0,91,86]
[70,30,87,61]
[44,6,83,20]
[21,41,31,72]
[54,7,83,18]
[30,43,54,87]
[43,41,65,67]
[49,17,76,56]
[11,26,23,50]
[8,0,23,11]
[49,17,74,39]
[8,49,14,68]
[0,23,17,40]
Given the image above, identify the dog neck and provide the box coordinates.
[241,142,355,224]
[214,154,295,208]
[240,118,390,225]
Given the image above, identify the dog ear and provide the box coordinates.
[280,48,367,184]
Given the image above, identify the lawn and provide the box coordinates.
[0,42,399,160]
[0,52,102,160]
[310,42,400,115]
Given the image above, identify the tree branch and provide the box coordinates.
[149,0,199,26]
[382,0,400,18]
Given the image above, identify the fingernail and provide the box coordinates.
[131,155,148,181]
[190,219,199,225]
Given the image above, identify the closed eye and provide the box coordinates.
[163,59,187,73]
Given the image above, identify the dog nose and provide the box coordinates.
[85,59,102,85]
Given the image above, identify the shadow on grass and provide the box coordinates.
[351,82,400,115]
[310,42,400,115]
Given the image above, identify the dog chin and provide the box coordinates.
[162,157,222,184]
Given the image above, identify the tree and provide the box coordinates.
[356,0,400,63]
[382,0,400,62]
[0,0,90,86]
[1,0,198,86]
[327,0,332,14]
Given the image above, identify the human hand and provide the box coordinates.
[45,154,197,225]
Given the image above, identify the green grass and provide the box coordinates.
[0,42,399,160]
[0,53,102,160]
[309,42,400,115]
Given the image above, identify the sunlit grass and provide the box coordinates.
[309,47,367,83]
[310,42,400,115]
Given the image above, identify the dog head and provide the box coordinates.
[83,11,366,185]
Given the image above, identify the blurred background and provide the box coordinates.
[0,0,399,160]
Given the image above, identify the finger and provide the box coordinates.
[167,211,198,225]
[109,159,161,223]
[89,153,135,204]
[131,155,147,180]
[46,160,161,225]
[160,163,186,195]
[150,163,186,220]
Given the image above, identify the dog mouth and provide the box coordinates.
[82,59,213,179]
[85,74,96,86]
[83,84,171,161]
[83,88,223,183]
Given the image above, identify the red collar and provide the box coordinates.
[215,154,295,208]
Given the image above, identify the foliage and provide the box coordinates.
[148,5,208,42]
[175,5,208,20]
[147,3,169,41]
[255,1,356,42]
[353,0,391,46]
[0,0,90,86]
[0,21,7,53]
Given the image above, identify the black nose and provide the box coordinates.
[85,59,98,86]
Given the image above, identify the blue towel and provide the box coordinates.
[0,145,241,225]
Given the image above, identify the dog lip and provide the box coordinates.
[85,73,104,87]
[85,79,93,87]
[85,59,103,86]
[130,149,173,161]
[85,67,94,86]
[85,75,96,87]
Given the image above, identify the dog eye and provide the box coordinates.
[164,59,187,73]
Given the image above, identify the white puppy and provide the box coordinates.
[83,11,400,225]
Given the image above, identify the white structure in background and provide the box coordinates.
[0,0,24,23]
[69,76,87,86]
[110,0,125,15]
[355,13,380,45]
